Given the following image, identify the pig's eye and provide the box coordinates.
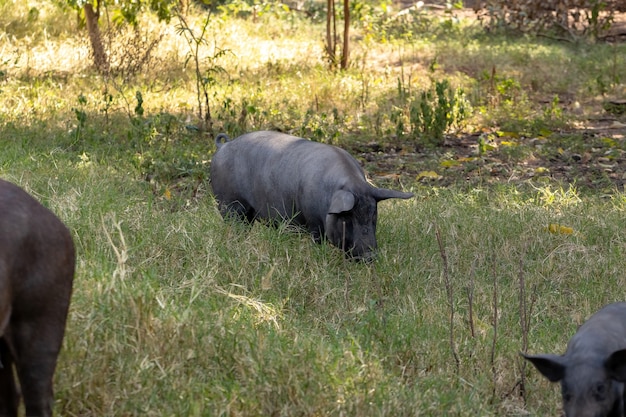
[593,382,607,401]
[563,392,572,403]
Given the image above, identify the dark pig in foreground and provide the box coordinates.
[0,179,75,417]
[522,302,626,417]
[210,131,414,261]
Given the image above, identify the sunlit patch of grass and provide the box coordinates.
[3,3,623,150]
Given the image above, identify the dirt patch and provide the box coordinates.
[354,120,626,191]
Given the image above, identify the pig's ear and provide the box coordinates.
[520,352,566,382]
[605,349,626,382]
[372,187,414,202]
[328,190,355,214]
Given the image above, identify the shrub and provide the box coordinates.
[394,78,471,146]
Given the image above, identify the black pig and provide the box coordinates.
[0,179,75,417]
[522,302,626,417]
[210,131,413,261]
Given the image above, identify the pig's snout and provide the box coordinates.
[335,219,378,262]
[349,250,376,263]
[346,240,377,263]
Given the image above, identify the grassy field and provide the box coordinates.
[7,137,626,416]
[2,0,626,415]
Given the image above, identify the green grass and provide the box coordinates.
[2,2,626,415]
[4,134,626,415]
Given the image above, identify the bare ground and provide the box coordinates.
[355,119,626,191]
[356,4,626,191]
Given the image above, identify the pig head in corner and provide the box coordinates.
[210,131,413,261]
[522,302,626,417]
[0,179,75,417]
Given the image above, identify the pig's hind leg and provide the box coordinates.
[11,313,65,417]
[10,272,71,417]
[0,281,19,417]
[0,339,19,417]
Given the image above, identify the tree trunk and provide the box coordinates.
[340,0,349,69]
[326,0,336,66]
[84,3,109,73]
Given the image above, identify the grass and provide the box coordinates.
[5,134,626,415]
[2,0,626,415]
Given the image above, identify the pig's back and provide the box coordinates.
[211,131,364,211]
[567,302,626,358]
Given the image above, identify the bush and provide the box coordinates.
[393,78,471,146]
